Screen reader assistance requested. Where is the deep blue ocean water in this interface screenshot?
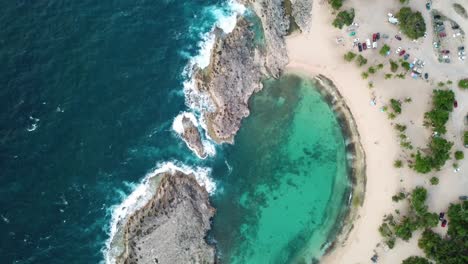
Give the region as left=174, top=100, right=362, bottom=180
left=0, top=1, right=349, bottom=263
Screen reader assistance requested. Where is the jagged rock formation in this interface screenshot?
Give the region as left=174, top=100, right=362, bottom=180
left=116, top=171, right=215, bottom=264
left=290, top=0, right=314, bottom=32
left=193, top=0, right=314, bottom=143
left=181, top=116, right=207, bottom=159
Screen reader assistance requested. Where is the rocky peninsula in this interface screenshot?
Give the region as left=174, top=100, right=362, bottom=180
left=194, top=0, right=312, bottom=143
left=115, top=170, right=215, bottom=264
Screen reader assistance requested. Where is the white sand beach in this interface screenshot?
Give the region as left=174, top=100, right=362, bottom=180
left=286, top=0, right=468, bottom=262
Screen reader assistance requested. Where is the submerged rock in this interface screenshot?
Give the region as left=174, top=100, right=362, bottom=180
left=116, top=171, right=215, bottom=264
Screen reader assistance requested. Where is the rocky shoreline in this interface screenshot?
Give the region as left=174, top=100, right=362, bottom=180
left=115, top=170, right=215, bottom=264
left=310, top=74, right=366, bottom=258
left=192, top=0, right=312, bottom=143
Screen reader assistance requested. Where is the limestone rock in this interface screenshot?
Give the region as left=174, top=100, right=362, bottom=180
left=116, top=171, right=215, bottom=264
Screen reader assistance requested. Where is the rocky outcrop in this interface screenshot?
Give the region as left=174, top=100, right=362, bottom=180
left=116, top=171, right=215, bottom=264
left=290, top=0, right=313, bottom=32
left=181, top=116, right=207, bottom=159
left=196, top=18, right=263, bottom=143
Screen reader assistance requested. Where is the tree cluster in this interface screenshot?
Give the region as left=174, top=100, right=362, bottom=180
left=379, top=187, right=438, bottom=247
left=412, top=90, right=455, bottom=173
left=332, top=9, right=355, bottom=29
left=396, top=7, right=426, bottom=39
left=418, top=201, right=468, bottom=263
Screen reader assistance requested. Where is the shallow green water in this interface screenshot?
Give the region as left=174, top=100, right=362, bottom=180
left=210, top=75, right=350, bottom=263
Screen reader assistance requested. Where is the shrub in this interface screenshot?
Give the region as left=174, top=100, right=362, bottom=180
left=344, top=51, right=357, bottom=62
left=424, top=90, right=455, bottom=134
left=455, top=150, right=464, bottom=160
left=392, top=191, right=406, bottom=202
left=377, top=63, right=384, bottom=69
left=361, top=72, right=369, bottom=79
left=380, top=44, right=390, bottom=56
left=394, top=160, right=403, bottom=168
left=458, top=78, right=468, bottom=89
left=401, top=61, right=410, bottom=71
left=395, top=217, right=417, bottom=241
left=395, top=124, right=407, bottom=132
left=329, top=0, right=343, bottom=10
left=368, top=66, right=376, bottom=74
left=464, top=131, right=468, bottom=146
left=385, top=73, right=393, bottom=79
left=356, top=55, right=367, bottom=66
left=429, top=137, right=453, bottom=170
left=390, top=60, right=399, bottom=72
left=411, top=187, right=428, bottom=214
left=396, top=7, right=426, bottom=39
left=402, top=256, right=431, bottom=264
left=390, top=99, right=402, bottom=114
left=430, top=176, right=439, bottom=185
left=333, top=9, right=355, bottom=29
left=413, top=152, right=432, bottom=174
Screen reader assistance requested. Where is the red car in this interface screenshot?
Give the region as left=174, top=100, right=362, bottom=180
left=454, top=100, right=458, bottom=108
left=399, top=50, right=406, bottom=56
left=363, top=42, right=367, bottom=50
left=441, top=219, right=447, bottom=227
left=372, top=33, right=377, bottom=42
left=440, top=32, right=447, bottom=38
left=441, top=50, right=450, bottom=54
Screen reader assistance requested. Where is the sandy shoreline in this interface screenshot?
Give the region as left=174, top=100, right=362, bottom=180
left=284, top=0, right=468, bottom=262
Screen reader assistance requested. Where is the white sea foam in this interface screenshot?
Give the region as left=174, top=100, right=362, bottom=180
left=104, top=161, right=215, bottom=264
left=172, top=112, right=216, bottom=159
left=183, top=1, right=245, bottom=114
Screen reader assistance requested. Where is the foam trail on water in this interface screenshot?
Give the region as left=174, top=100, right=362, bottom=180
left=103, top=161, right=215, bottom=264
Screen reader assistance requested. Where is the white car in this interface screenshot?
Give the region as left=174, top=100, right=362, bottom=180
left=372, top=42, right=378, bottom=49
left=396, top=47, right=402, bottom=54
left=366, top=39, right=371, bottom=47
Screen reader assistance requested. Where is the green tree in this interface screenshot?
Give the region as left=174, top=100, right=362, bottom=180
left=413, top=152, right=432, bottom=174
left=396, top=7, right=426, bottom=39
left=455, top=150, right=464, bottom=160
left=390, top=99, right=402, bottom=114
left=395, top=217, right=417, bottom=241
left=430, top=177, right=439, bottom=185
left=332, top=9, right=355, bottom=29
left=356, top=55, right=367, bottom=66
left=411, top=187, right=428, bottom=215
left=390, top=60, right=399, bottom=72
left=329, top=0, right=343, bottom=10
left=458, top=78, right=468, bottom=89
left=344, top=51, right=357, bottom=62
left=429, top=137, right=453, bottom=170
left=380, top=44, right=391, bottom=56
left=402, top=256, right=430, bottom=264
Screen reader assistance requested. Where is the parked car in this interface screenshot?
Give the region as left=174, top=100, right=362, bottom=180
left=441, top=219, right=447, bottom=227
left=358, top=43, right=363, bottom=52
left=372, top=42, right=378, bottom=49
left=454, top=100, right=458, bottom=108
left=372, top=33, right=377, bottom=42
left=376, top=33, right=381, bottom=40
left=396, top=47, right=402, bottom=54
left=440, top=32, right=447, bottom=38
left=363, top=42, right=367, bottom=50
left=366, top=39, right=371, bottom=47
left=424, top=73, right=429, bottom=79
left=426, top=2, right=431, bottom=10
left=399, top=50, right=406, bottom=56
left=460, top=195, right=468, bottom=201
left=441, top=50, right=450, bottom=54
left=439, top=212, right=445, bottom=221
left=404, top=54, right=410, bottom=60
left=395, top=35, right=402, bottom=40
